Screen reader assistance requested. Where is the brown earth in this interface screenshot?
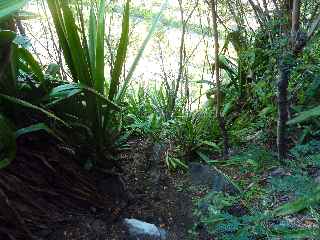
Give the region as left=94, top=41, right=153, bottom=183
left=0, top=134, right=210, bottom=240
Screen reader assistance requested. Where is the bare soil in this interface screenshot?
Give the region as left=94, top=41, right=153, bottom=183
left=0, top=135, right=209, bottom=240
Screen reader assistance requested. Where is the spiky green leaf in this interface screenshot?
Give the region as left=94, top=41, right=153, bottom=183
left=288, top=106, right=320, bottom=125
left=0, top=0, right=27, bottom=19
left=108, top=0, right=130, bottom=101
left=117, top=0, right=168, bottom=102
left=0, top=94, right=68, bottom=126
left=15, top=123, right=63, bottom=142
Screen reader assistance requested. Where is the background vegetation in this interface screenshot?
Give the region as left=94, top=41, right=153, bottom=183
left=1, top=0, right=320, bottom=239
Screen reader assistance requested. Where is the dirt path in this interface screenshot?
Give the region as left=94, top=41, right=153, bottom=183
left=117, top=138, right=198, bottom=239
left=13, top=137, right=207, bottom=240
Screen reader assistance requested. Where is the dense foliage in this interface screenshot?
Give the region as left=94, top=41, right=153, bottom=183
left=1, top=0, right=320, bottom=239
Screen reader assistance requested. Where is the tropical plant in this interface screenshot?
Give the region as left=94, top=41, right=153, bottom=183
left=171, top=109, right=221, bottom=163
left=0, top=0, right=28, bottom=19
left=45, top=0, right=167, bottom=164
left=0, top=0, right=66, bottom=169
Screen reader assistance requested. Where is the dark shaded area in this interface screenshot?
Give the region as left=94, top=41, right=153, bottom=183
left=0, top=134, right=127, bottom=240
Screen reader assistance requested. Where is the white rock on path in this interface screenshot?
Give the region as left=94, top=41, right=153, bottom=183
left=123, top=218, right=167, bottom=240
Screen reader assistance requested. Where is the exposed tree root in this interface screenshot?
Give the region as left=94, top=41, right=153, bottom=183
left=0, top=136, right=123, bottom=239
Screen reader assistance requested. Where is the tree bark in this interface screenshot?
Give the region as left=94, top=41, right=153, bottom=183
left=277, top=0, right=299, bottom=161
left=277, top=57, right=291, bottom=161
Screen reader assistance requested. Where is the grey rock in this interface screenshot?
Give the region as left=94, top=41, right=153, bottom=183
left=198, top=202, right=210, bottom=215
left=149, top=143, right=166, bottom=192
left=97, top=175, right=126, bottom=201
left=189, top=162, right=239, bottom=195
left=315, top=176, right=320, bottom=184
left=91, top=219, right=106, bottom=232
left=313, top=169, right=320, bottom=183
left=123, top=218, right=167, bottom=240
left=150, top=144, right=163, bottom=165
left=270, top=167, right=287, bottom=177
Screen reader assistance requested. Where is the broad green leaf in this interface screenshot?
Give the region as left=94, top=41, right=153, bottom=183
left=45, top=63, right=60, bottom=76
left=197, top=151, right=212, bottom=163
left=271, top=228, right=320, bottom=239
left=200, top=140, right=220, bottom=149
left=18, top=47, right=44, bottom=82
left=288, top=106, right=320, bottom=125
left=48, top=83, right=82, bottom=97
left=14, top=10, right=38, bottom=20
left=0, top=94, right=68, bottom=127
left=15, top=123, right=63, bottom=142
left=0, top=30, right=16, bottom=46
left=47, top=84, right=120, bottom=110
left=0, top=114, right=16, bottom=169
left=46, top=84, right=85, bottom=106
left=223, top=101, right=233, bottom=116
left=274, top=186, right=320, bottom=217
left=0, top=0, right=27, bottom=19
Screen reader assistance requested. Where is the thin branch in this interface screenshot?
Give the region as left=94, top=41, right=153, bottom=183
left=291, top=0, right=300, bottom=40
left=307, top=13, right=320, bottom=41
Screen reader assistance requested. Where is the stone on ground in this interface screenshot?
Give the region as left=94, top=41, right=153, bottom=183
left=123, top=218, right=167, bottom=240
left=189, top=162, right=240, bottom=195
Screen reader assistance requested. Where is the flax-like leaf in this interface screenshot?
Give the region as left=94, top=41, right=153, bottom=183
left=94, top=0, right=106, bottom=94
left=108, top=0, right=130, bottom=101
left=0, top=94, right=68, bottom=126
left=88, top=7, right=97, bottom=74
left=15, top=123, right=63, bottom=142
left=116, top=0, right=168, bottom=102
left=47, top=0, right=77, bottom=80
left=0, top=0, right=27, bottom=19
left=18, top=47, right=44, bottom=83
left=47, top=83, right=120, bottom=110
left=61, top=3, right=91, bottom=86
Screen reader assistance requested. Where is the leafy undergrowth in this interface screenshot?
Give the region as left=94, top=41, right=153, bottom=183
left=191, top=145, right=320, bottom=240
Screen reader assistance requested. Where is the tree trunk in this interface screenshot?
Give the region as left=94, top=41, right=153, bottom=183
left=210, top=0, right=229, bottom=158
left=218, top=114, right=229, bottom=157
left=277, top=0, right=300, bottom=161
left=16, top=19, right=26, bottom=36
left=277, top=57, right=291, bottom=161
